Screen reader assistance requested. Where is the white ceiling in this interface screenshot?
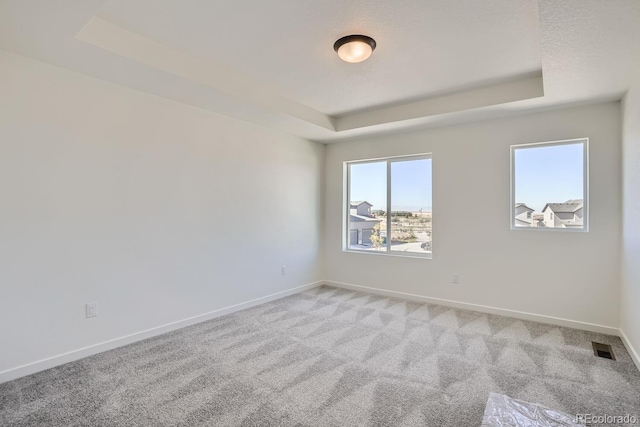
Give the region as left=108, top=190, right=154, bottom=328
left=96, top=0, right=542, bottom=116
left=1, top=1, right=639, bottom=142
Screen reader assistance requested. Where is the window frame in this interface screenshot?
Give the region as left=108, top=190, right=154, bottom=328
left=344, top=153, right=433, bottom=259
left=510, top=138, right=589, bottom=232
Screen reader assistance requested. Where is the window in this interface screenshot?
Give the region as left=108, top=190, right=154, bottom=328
left=345, top=154, right=432, bottom=257
left=511, top=138, right=588, bottom=231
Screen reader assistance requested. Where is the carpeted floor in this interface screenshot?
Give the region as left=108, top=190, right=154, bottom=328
left=1, top=285, right=639, bottom=426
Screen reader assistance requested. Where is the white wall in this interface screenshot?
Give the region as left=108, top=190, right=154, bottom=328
left=325, top=103, right=621, bottom=329
left=0, top=46, right=631, bottom=382
left=621, top=82, right=640, bottom=364
left=0, top=50, right=324, bottom=377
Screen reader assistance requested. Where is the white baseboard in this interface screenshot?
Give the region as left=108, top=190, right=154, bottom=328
left=2, top=279, right=629, bottom=385
left=619, top=329, right=640, bottom=371
left=323, top=280, right=620, bottom=336
left=0, top=281, right=323, bottom=384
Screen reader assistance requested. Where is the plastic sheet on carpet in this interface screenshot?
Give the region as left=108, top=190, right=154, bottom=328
left=481, top=392, right=585, bottom=426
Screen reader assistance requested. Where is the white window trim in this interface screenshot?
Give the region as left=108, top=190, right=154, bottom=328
left=344, top=153, right=433, bottom=259
left=510, top=137, right=589, bottom=232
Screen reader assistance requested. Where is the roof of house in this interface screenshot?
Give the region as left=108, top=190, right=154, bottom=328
left=542, top=200, right=583, bottom=213
left=350, top=201, right=372, bottom=207
left=515, top=203, right=534, bottom=211
left=350, top=214, right=382, bottom=223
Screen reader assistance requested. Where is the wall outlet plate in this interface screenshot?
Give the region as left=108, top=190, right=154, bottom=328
left=86, top=303, right=98, bottom=318
left=452, top=273, right=460, bottom=284
left=281, top=265, right=287, bottom=276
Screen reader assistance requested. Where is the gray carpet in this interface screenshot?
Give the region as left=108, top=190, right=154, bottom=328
left=1, top=285, right=639, bottom=426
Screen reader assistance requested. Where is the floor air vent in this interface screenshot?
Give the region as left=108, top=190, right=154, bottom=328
left=592, top=342, right=615, bottom=360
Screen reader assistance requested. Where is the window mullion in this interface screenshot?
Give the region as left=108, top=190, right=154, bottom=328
left=386, top=161, right=391, bottom=252
left=346, top=163, right=351, bottom=248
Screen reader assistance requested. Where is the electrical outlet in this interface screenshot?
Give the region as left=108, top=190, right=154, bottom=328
left=281, top=265, right=287, bottom=276
left=451, top=273, right=460, bottom=285
left=86, top=303, right=98, bottom=318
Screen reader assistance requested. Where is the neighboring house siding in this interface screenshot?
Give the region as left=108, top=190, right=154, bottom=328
left=349, top=201, right=379, bottom=245
left=350, top=221, right=378, bottom=232
left=515, top=205, right=530, bottom=217
left=361, top=229, right=373, bottom=244
left=514, top=204, right=533, bottom=226
left=515, top=214, right=532, bottom=225
left=555, top=212, right=575, bottom=220
left=349, top=218, right=381, bottom=245
left=555, top=215, right=563, bottom=227
left=542, top=202, right=584, bottom=228
left=543, top=208, right=553, bottom=227
left=554, top=212, right=571, bottom=227
left=541, top=207, right=574, bottom=228
left=356, top=204, right=371, bottom=216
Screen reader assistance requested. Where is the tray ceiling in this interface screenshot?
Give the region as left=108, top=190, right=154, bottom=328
left=1, top=1, right=638, bottom=142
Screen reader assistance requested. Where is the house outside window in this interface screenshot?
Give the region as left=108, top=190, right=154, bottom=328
left=511, top=138, right=588, bottom=231
left=345, top=154, right=432, bottom=257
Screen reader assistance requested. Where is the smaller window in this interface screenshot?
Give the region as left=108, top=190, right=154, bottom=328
left=511, top=138, right=588, bottom=231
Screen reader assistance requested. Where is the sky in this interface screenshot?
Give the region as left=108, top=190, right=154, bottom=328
left=349, top=142, right=584, bottom=214
left=514, top=142, right=584, bottom=212
left=350, top=158, right=432, bottom=212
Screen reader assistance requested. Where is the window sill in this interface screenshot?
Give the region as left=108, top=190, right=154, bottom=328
left=510, top=226, right=589, bottom=233
left=343, top=249, right=432, bottom=260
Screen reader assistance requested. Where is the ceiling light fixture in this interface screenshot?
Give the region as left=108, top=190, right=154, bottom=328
left=334, top=35, right=376, bottom=63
